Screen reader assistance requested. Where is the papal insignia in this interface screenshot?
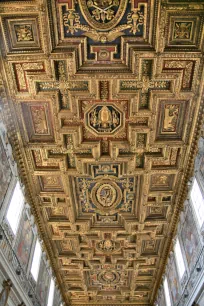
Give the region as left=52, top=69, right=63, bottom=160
left=91, top=180, right=122, bottom=212
left=98, top=270, right=120, bottom=284
left=63, top=0, right=146, bottom=43
left=96, top=239, right=121, bottom=254
left=79, top=0, right=127, bottom=31
left=87, top=104, right=122, bottom=135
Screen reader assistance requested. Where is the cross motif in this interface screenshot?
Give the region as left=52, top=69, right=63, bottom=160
left=120, top=77, right=170, bottom=108
left=134, top=76, right=169, bottom=93
left=120, top=60, right=170, bottom=109
left=36, top=60, right=88, bottom=109
left=36, top=80, right=88, bottom=109
left=37, top=80, right=88, bottom=92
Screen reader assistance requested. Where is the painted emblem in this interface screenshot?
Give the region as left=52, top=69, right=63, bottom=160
left=98, top=270, right=120, bottom=284
left=91, top=180, right=122, bottom=212
left=63, top=1, right=147, bottom=44
left=87, top=104, right=122, bottom=135
left=96, top=183, right=117, bottom=207
left=79, top=0, right=127, bottom=31
left=96, top=239, right=121, bottom=253
left=77, top=176, right=136, bottom=214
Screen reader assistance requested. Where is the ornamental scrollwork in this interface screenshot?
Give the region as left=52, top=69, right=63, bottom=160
left=63, top=11, right=80, bottom=35
left=127, top=9, right=145, bottom=35
left=62, top=1, right=146, bottom=42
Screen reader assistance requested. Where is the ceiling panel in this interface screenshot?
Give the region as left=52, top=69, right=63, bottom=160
left=0, top=0, right=204, bottom=305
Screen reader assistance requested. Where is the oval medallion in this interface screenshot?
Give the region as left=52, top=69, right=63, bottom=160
left=98, top=270, right=120, bottom=284
left=91, top=180, right=122, bottom=213
left=79, top=0, right=128, bottom=31
left=96, top=183, right=116, bottom=207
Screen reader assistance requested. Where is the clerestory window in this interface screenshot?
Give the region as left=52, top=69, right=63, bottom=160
left=30, top=239, right=42, bottom=281
left=47, top=279, right=55, bottom=306
left=164, top=277, right=172, bottom=306
left=174, top=238, right=185, bottom=279
left=6, top=181, right=24, bottom=234
left=190, top=178, right=204, bottom=228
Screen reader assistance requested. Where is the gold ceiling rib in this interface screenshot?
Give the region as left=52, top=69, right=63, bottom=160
left=0, top=0, right=204, bottom=305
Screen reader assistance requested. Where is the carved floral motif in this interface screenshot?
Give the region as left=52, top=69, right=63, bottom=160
left=127, top=8, right=144, bottom=35
left=63, top=11, right=80, bottom=35
left=14, top=24, right=34, bottom=41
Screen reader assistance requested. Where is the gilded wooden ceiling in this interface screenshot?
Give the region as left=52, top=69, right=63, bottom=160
left=0, top=0, right=204, bottom=305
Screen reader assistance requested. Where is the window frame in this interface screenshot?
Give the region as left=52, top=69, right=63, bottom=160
left=5, top=181, right=24, bottom=235
left=190, top=177, right=204, bottom=229
left=47, top=279, right=55, bottom=306
left=30, top=238, right=42, bottom=282
left=174, top=238, right=186, bottom=280
left=164, top=277, right=172, bottom=306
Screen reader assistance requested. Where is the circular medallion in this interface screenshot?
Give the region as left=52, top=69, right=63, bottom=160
left=79, top=0, right=128, bottom=31
left=99, top=49, right=109, bottom=59
left=98, top=270, right=120, bottom=284
left=91, top=180, right=122, bottom=213
left=96, top=239, right=120, bottom=254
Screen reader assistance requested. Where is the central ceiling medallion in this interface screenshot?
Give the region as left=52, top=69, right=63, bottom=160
left=87, top=104, right=122, bottom=136
left=79, top=0, right=127, bottom=31
left=96, top=183, right=117, bottom=207
left=98, top=270, right=120, bottom=284
left=91, top=180, right=122, bottom=212
left=96, top=239, right=120, bottom=254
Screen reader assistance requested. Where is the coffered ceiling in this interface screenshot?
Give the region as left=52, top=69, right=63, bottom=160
left=0, top=0, right=204, bottom=305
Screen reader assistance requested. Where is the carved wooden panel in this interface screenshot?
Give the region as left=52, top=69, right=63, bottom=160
left=0, top=0, right=204, bottom=305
